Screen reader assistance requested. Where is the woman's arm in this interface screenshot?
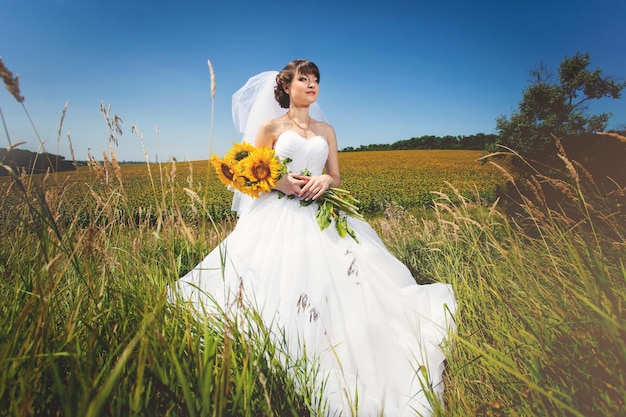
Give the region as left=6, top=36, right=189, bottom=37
left=323, top=125, right=341, bottom=187
left=254, top=119, right=275, bottom=149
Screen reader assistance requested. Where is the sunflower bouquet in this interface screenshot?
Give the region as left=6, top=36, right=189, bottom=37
left=212, top=142, right=364, bottom=242
left=211, top=142, right=288, bottom=198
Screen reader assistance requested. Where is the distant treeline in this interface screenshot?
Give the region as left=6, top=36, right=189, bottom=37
left=0, top=148, right=76, bottom=175
left=340, top=133, right=497, bottom=152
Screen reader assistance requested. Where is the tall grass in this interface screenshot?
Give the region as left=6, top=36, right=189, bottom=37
left=2, top=130, right=624, bottom=415
left=374, top=145, right=625, bottom=416
left=0, top=102, right=329, bottom=415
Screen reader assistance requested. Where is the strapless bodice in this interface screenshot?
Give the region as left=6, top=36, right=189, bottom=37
left=273, top=130, right=328, bottom=176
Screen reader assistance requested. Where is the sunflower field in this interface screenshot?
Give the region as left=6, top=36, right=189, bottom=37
left=0, top=149, right=503, bottom=229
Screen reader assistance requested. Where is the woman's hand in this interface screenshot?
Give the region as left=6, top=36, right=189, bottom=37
left=274, top=172, right=309, bottom=196
left=298, top=174, right=333, bottom=201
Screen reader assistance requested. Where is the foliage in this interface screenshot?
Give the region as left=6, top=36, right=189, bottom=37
left=341, top=133, right=497, bottom=152
left=496, top=52, right=625, bottom=158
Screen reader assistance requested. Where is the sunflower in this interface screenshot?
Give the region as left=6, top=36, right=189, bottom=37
left=241, top=147, right=283, bottom=194
left=231, top=167, right=248, bottom=191
left=210, top=154, right=235, bottom=187
left=225, top=141, right=256, bottom=163
left=241, top=181, right=264, bottom=198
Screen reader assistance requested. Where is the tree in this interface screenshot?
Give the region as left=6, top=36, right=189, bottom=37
left=495, top=53, right=625, bottom=158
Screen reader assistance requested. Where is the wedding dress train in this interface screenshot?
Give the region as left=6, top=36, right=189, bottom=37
left=171, top=130, right=456, bottom=416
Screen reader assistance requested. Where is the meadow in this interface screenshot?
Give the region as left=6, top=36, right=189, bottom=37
left=0, top=143, right=624, bottom=417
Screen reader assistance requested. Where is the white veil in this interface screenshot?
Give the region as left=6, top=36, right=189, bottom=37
left=230, top=70, right=327, bottom=215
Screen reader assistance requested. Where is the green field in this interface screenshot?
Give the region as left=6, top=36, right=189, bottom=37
left=0, top=149, right=624, bottom=416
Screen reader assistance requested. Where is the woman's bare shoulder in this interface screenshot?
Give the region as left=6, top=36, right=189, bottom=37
left=262, top=116, right=292, bottom=134
left=256, top=116, right=290, bottom=146
left=312, top=120, right=336, bottom=139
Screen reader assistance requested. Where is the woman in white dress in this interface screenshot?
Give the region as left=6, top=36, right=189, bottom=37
left=171, top=59, right=456, bottom=416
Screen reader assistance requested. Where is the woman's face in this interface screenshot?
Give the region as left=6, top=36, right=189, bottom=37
left=287, top=72, right=319, bottom=106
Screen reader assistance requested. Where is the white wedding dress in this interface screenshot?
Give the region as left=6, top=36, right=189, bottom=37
left=171, top=130, right=456, bottom=416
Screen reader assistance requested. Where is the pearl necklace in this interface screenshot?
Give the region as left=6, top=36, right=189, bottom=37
left=288, top=111, right=310, bottom=136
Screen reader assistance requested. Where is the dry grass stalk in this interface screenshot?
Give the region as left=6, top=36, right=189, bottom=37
left=526, top=176, right=546, bottom=208
left=109, top=144, right=124, bottom=191
left=443, top=181, right=467, bottom=208
left=0, top=57, right=25, bottom=103
left=489, top=197, right=500, bottom=217
left=377, top=202, right=420, bottom=241
left=597, top=131, right=626, bottom=142
left=433, top=200, right=455, bottom=217
left=517, top=178, right=547, bottom=225
left=207, top=59, right=216, bottom=157
left=77, top=223, right=98, bottom=256
left=438, top=218, right=461, bottom=235
left=87, top=149, right=108, bottom=185
left=67, top=131, right=77, bottom=166
left=430, top=190, right=452, bottom=203
left=100, top=102, right=123, bottom=146
left=186, top=159, right=194, bottom=189
left=207, top=60, right=216, bottom=99
left=487, top=161, right=516, bottom=185
left=133, top=125, right=151, bottom=165
left=455, top=214, right=483, bottom=229
left=432, top=202, right=461, bottom=236
left=183, top=187, right=203, bottom=207
left=538, top=174, right=578, bottom=204
left=101, top=152, right=111, bottom=184
left=43, top=178, right=70, bottom=224
left=571, top=160, right=598, bottom=191
left=557, top=153, right=580, bottom=185
left=56, top=102, right=69, bottom=146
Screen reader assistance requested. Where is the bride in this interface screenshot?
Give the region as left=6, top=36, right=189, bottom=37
left=170, top=59, right=456, bottom=416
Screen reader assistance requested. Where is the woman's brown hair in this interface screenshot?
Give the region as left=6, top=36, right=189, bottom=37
left=274, top=59, right=320, bottom=109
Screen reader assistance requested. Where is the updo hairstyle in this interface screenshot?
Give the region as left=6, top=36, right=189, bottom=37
left=274, top=59, right=320, bottom=109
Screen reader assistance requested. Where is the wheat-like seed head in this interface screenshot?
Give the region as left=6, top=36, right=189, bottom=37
left=552, top=134, right=568, bottom=159
left=109, top=144, right=124, bottom=191
left=487, top=161, right=516, bottom=185
left=67, top=131, right=76, bottom=166
left=526, top=176, right=547, bottom=207
left=169, top=158, right=177, bottom=185
left=571, top=160, right=598, bottom=191
left=207, top=60, right=216, bottom=98
left=540, top=174, right=578, bottom=204
left=186, top=159, right=194, bottom=189
left=557, top=153, right=580, bottom=185
left=0, top=57, right=25, bottom=103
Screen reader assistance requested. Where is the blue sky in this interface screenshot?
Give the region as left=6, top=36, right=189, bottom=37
left=1, top=0, right=624, bottom=162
